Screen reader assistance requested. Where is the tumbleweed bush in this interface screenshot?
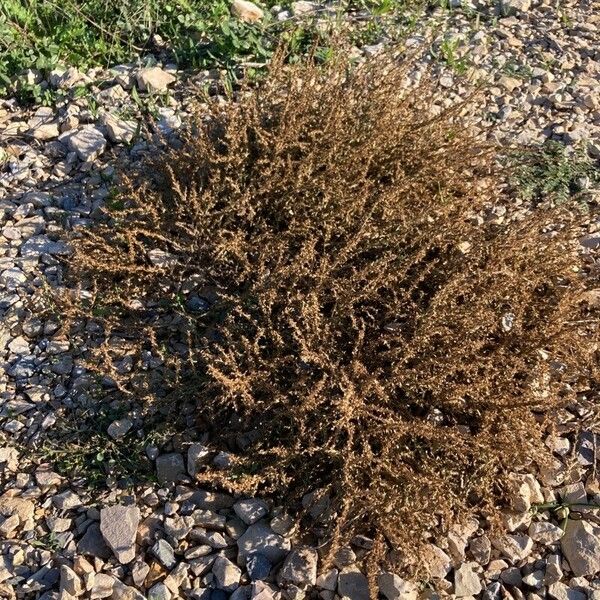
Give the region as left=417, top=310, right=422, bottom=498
left=62, top=50, right=598, bottom=574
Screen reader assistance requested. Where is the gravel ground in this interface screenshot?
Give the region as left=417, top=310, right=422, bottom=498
left=1, top=1, right=599, bottom=599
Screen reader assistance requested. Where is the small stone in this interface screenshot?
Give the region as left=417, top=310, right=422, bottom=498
left=548, top=582, right=586, bottom=600
left=338, top=569, right=369, bottom=600
left=506, top=473, right=543, bottom=512
left=189, top=554, right=216, bottom=577
left=186, top=295, right=211, bottom=313
left=213, top=555, right=242, bottom=592
left=491, top=533, right=533, bottom=562
left=234, top=499, right=269, bottom=525
left=98, top=83, right=129, bottom=103
left=333, top=547, right=356, bottom=568
left=1, top=268, right=27, bottom=290
left=99, top=504, right=140, bottom=564
left=559, top=482, right=587, bottom=505
left=270, top=513, right=295, bottom=536
left=103, top=114, right=137, bottom=144
left=231, top=0, right=264, bottom=23
left=35, top=466, right=62, bottom=487
left=148, top=582, right=172, bottom=600
left=316, top=569, right=338, bottom=591
left=498, top=76, right=521, bottom=92
left=469, top=535, right=491, bottom=565
left=529, top=521, right=563, bottom=545
left=77, top=523, right=112, bottom=559
left=421, top=544, right=452, bottom=578
left=163, top=562, right=190, bottom=594
left=483, top=581, right=502, bottom=600
left=0, top=513, right=19, bottom=536
left=278, top=547, right=318, bottom=588
left=59, top=565, right=82, bottom=596
left=152, top=539, right=177, bottom=569
left=500, top=566, right=522, bottom=587
left=231, top=586, right=252, bottom=600
left=188, top=443, right=211, bottom=477
left=301, top=491, right=329, bottom=519
left=107, top=418, right=132, bottom=440
left=52, top=490, right=82, bottom=510
left=7, top=337, right=29, bottom=355
left=378, top=572, right=417, bottom=600
left=157, top=107, right=181, bottom=134
left=237, top=522, right=291, bottom=564
left=545, top=554, right=563, bottom=584
left=21, top=235, right=69, bottom=257
left=351, top=535, right=374, bottom=550
left=291, top=1, right=319, bottom=15
left=156, top=453, right=187, bottom=484
left=447, top=519, right=479, bottom=562
left=193, top=509, right=227, bottom=530
left=251, top=581, right=281, bottom=600
left=247, top=553, right=272, bottom=581
left=28, top=107, right=59, bottom=140
left=499, top=0, right=531, bottom=16
left=90, top=573, right=115, bottom=599
left=561, top=519, right=600, bottom=576
left=73, top=556, right=94, bottom=575
left=136, top=67, right=176, bottom=92
left=67, top=126, right=107, bottom=162
left=191, top=528, right=228, bottom=548
left=53, top=66, right=86, bottom=88
left=454, top=563, right=482, bottom=597
left=522, top=570, right=544, bottom=589
left=131, top=560, right=150, bottom=587
left=213, top=451, right=233, bottom=470
left=577, top=432, right=597, bottom=466
left=113, top=580, right=146, bottom=600
left=163, top=515, right=190, bottom=540
left=501, top=509, right=532, bottom=532
left=47, top=517, right=71, bottom=533
left=226, top=517, right=247, bottom=539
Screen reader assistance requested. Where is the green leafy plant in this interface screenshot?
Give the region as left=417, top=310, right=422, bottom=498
left=0, top=1, right=429, bottom=98
left=531, top=501, right=600, bottom=531
left=431, top=35, right=470, bottom=75
left=512, top=140, right=599, bottom=205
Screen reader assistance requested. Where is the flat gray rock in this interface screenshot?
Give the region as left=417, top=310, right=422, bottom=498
left=213, top=555, right=242, bottom=592
left=99, top=504, right=140, bottom=564
left=187, top=443, right=210, bottom=477
left=21, top=235, right=70, bottom=258
left=338, top=569, right=369, bottom=600
left=454, top=563, right=482, bottom=597
left=561, top=519, right=600, bottom=576
left=152, top=538, right=177, bottom=569
left=136, top=67, right=176, bottom=92
left=277, top=546, right=318, bottom=588
left=156, top=453, right=186, bottom=484
left=77, top=523, right=112, bottom=559
left=237, top=522, right=291, bottom=565
left=67, top=126, right=107, bottom=162
left=377, top=572, right=417, bottom=600
left=233, top=498, right=269, bottom=525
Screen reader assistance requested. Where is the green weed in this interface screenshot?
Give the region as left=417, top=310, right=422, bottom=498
left=511, top=141, right=599, bottom=205
left=0, top=1, right=428, bottom=97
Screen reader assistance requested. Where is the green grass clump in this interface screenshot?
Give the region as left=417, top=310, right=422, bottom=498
left=0, top=0, right=423, bottom=96
left=512, top=141, right=600, bottom=205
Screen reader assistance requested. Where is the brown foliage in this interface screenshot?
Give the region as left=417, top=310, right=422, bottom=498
left=63, top=52, right=598, bottom=574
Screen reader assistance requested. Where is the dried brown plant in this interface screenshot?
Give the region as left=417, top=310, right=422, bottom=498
left=61, top=50, right=598, bottom=577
